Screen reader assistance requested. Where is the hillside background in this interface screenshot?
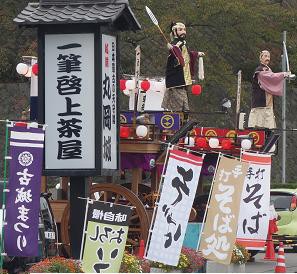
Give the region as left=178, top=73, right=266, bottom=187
left=1, top=0, right=297, bottom=183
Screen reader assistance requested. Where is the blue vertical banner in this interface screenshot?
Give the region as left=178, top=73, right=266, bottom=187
left=4, top=124, right=45, bottom=256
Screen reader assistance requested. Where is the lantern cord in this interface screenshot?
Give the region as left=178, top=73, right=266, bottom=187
left=160, top=141, right=245, bottom=159
left=0, top=119, right=47, bottom=127
left=77, top=197, right=135, bottom=209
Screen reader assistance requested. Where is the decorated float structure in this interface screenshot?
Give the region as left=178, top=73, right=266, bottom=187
left=8, top=1, right=288, bottom=271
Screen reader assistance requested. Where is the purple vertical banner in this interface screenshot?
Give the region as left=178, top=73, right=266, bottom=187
left=4, top=125, right=45, bottom=256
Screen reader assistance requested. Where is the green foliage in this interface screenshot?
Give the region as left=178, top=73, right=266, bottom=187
left=28, top=257, right=83, bottom=273
left=150, top=252, right=190, bottom=272
left=0, top=0, right=37, bottom=83
left=271, top=183, right=297, bottom=189
left=119, top=252, right=142, bottom=273
left=231, top=243, right=250, bottom=264
left=2, top=0, right=297, bottom=181
left=118, top=0, right=297, bottom=119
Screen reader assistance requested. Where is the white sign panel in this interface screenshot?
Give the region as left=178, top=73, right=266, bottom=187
left=44, top=33, right=95, bottom=170
left=101, top=34, right=118, bottom=170
left=128, top=79, right=166, bottom=111
left=236, top=151, right=271, bottom=250
left=146, top=149, right=203, bottom=266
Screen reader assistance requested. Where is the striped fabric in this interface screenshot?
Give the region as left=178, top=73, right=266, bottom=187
left=10, top=127, right=45, bottom=148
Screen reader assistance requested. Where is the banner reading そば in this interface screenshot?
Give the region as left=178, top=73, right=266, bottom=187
left=237, top=151, right=271, bottom=250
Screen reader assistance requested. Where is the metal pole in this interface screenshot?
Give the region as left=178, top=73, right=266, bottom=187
left=282, top=31, right=287, bottom=184
left=235, top=70, right=242, bottom=129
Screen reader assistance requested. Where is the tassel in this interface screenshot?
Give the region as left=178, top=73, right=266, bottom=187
left=198, top=57, right=204, bottom=80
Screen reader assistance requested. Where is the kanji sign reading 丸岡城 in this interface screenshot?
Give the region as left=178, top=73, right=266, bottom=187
left=101, top=34, right=118, bottom=170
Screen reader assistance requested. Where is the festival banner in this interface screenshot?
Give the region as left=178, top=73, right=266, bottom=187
left=146, top=149, right=204, bottom=266
left=120, top=111, right=180, bottom=130
left=4, top=125, right=45, bottom=256
left=82, top=200, right=132, bottom=273
left=236, top=151, right=271, bottom=250
left=199, top=156, right=248, bottom=265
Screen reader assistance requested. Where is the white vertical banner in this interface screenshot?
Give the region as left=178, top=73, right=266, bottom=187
left=145, top=149, right=204, bottom=266
left=237, top=151, right=271, bottom=250
left=101, top=34, right=118, bottom=169
left=44, top=33, right=95, bottom=170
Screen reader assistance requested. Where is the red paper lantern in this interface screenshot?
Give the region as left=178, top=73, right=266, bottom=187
left=120, top=126, right=130, bottom=138
left=195, top=137, right=207, bottom=148
left=192, top=84, right=202, bottom=95
left=140, top=80, right=150, bottom=92
left=32, top=63, right=38, bottom=76
left=15, top=122, right=27, bottom=127
left=120, top=79, right=127, bottom=91
left=221, top=139, right=232, bottom=150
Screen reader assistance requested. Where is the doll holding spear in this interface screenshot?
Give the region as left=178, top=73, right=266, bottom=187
left=146, top=6, right=205, bottom=112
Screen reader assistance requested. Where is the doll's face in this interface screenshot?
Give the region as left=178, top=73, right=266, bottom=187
left=260, top=51, right=270, bottom=66
left=176, top=26, right=186, bottom=39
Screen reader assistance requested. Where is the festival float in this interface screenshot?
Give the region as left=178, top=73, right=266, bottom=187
left=6, top=1, right=294, bottom=272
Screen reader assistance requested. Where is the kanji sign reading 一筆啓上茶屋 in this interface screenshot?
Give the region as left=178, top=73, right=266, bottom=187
left=82, top=200, right=132, bottom=273
left=44, top=33, right=95, bottom=172
left=236, top=151, right=271, bottom=250
left=101, top=34, right=118, bottom=170
left=4, top=125, right=45, bottom=256
left=146, top=149, right=204, bottom=266
left=199, top=156, right=248, bottom=265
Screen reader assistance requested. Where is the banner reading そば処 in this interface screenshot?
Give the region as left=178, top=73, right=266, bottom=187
left=199, top=156, right=248, bottom=264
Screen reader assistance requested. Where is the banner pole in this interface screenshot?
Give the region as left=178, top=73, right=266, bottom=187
left=144, top=144, right=172, bottom=257
left=79, top=198, right=91, bottom=261
left=196, top=153, right=222, bottom=252
left=0, top=121, right=10, bottom=269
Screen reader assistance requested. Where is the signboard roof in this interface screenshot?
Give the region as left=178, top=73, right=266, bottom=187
left=14, top=0, right=141, bottom=31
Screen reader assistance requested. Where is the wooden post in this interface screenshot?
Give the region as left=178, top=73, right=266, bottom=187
left=61, top=176, right=69, bottom=200
left=70, top=176, right=87, bottom=259
left=131, top=168, right=142, bottom=195
left=40, top=176, right=47, bottom=193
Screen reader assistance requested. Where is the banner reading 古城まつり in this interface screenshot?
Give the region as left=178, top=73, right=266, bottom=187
left=199, top=156, right=248, bottom=265
left=236, top=151, right=271, bottom=250
left=4, top=125, right=45, bottom=256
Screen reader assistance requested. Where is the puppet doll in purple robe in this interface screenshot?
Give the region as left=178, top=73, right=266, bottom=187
left=248, top=50, right=292, bottom=129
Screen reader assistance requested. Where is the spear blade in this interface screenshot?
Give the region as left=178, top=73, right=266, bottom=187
left=145, top=6, right=158, bottom=26
left=283, top=41, right=290, bottom=72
